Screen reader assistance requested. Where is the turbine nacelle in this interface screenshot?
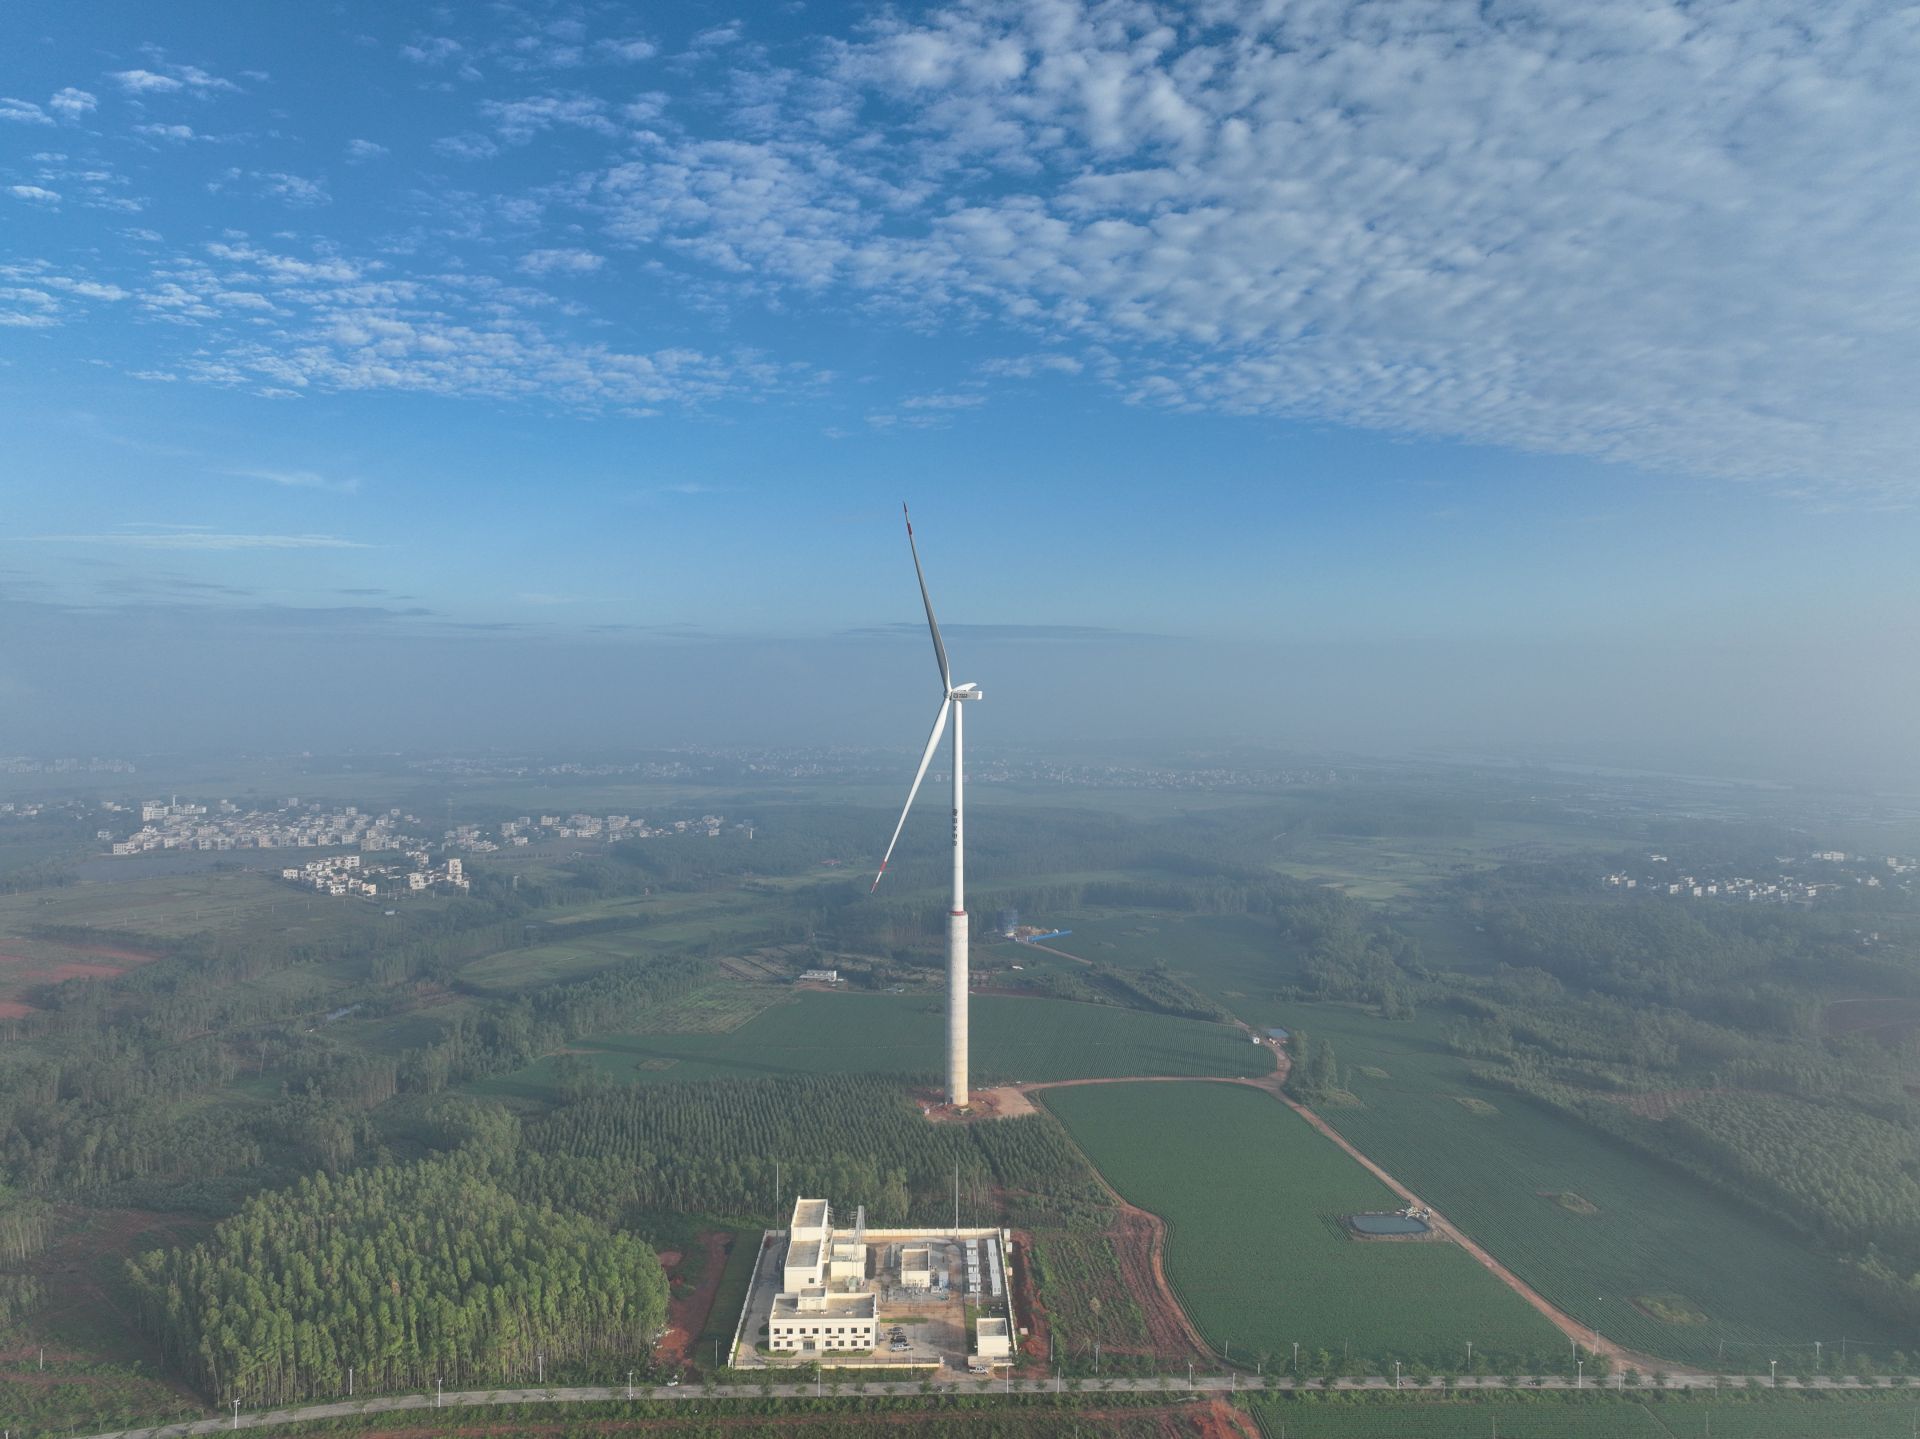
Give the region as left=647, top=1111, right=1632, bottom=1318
left=949, top=683, right=983, bottom=701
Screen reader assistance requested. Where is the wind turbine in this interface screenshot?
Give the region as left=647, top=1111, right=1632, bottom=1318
left=872, top=504, right=981, bottom=1107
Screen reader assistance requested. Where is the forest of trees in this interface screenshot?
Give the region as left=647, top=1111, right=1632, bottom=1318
left=127, top=1141, right=668, bottom=1406
left=1436, top=865, right=1920, bottom=1329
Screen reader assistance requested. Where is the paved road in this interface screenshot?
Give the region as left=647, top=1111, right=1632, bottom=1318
left=68, top=1372, right=1914, bottom=1439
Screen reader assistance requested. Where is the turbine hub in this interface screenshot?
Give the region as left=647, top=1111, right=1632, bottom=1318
left=950, top=683, right=983, bottom=701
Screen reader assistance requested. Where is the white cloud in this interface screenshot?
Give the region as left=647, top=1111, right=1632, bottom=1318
left=691, top=23, right=743, bottom=49
left=433, top=132, right=499, bottom=161
left=33, top=527, right=368, bottom=550
left=483, top=94, right=617, bottom=141
left=401, top=36, right=464, bottom=66
left=111, top=60, right=239, bottom=96
left=8, top=185, right=60, bottom=204
left=981, top=353, right=1083, bottom=378
left=227, top=466, right=362, bottom=494
left=111, top=69, right=181, bottom=94
left=518, top=247, right=604, bottom=276
left=578, top=0, right=1920, bottom=494
left=135, top=122, right=197, bottom=141
left=257, top=172, right=329, bottom=207
left=345, top=139, right=389, bottom=161
left=45, top=238, right=797, bottom=411
left=49, top=87, right=97, bottom=120
left=900, top=391, right=985, bottom=410
left=0, top=97, right=51, bottom=124
left=597, top=38, right=658, bottom=63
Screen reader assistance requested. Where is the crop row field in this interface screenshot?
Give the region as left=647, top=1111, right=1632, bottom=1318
left=471, top=992, right=1273, bottom=1099
left=1042, top=1081, right=1565, bottom=1368
left=1028, top=1229, right=1154, bottom=1356
left=1250, top=1397, right=1920, bottom=1439
left=457, top=892, right=802, bottom=993
left=1285, top=1004, right=1909, bottom=1369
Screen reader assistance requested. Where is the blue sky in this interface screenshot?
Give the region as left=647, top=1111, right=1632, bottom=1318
left=4, top=1, right=1919, bottom=773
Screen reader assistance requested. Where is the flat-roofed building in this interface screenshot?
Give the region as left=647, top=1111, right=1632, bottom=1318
left=973, top=1316, right=1012, bottom=1360
left=784, top=1238, right=825, bottom=1292
left=790, top=1197, right=830, bottom=1243
left=901, top=1244, right=932, bottom=1289
left=768, top=1290, right=879, bottom=1353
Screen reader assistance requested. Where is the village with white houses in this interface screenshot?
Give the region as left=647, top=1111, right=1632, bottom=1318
left=1604, top=849, right=1918, bottom=906
left=109, top=797, right=420, bottom=856
left=444, top=812, right=738, bottom=852
left=99, top=797, right=747, bottom=901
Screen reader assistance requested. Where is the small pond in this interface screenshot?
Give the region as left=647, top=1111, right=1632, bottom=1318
left=1347, top=1212, right=1431, bottom=1236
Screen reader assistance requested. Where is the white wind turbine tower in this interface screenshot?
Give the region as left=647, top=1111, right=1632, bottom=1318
left=871, top=505, right=981, bottom=1108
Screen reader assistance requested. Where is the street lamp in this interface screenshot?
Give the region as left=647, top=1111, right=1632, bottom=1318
left=1577, top=1359, right=1583, bottom=1390
left=1394, top=1360, right=1401, bottom=1390
left=231, top=1398, right=240, bottom=1431
left=627, top=1369, right=633, bottom=1400
left=1770, top=1359, right=1778, bottom=1388
left=537, top=1352, right=545, bottom=1385
left=435, top=1378, right=442, bottom=1409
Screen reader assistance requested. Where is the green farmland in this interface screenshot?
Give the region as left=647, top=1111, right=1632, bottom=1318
left=1279, top=1004, right=1910, bottom=1369
left=472, top=991, right=1273, bottom=1099
left=1042, top=1080, right=1565, bottom=1368
left=1039, top=913, right=1287, bottom=974
left=1250, top=1396, right=1920, bottom=1439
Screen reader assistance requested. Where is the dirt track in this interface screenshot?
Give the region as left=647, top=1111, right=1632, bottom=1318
left=657, top=1230, right=733, bottom=1369
left=1018, top=1040, right=1683, bottom=1375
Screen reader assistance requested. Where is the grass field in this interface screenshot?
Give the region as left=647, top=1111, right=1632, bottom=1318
left=1042, top=1081, right=1565, bottom=1368
left=1278, top=1005, right=1910, bottom=1369
left=1250, top=1396, right=1920, bottom=1438
left=0, top=868, right=420, bottom=946
left=470, top=993, right=1272, bottom=1099
left=457, top=891, right=810, bottom=993
left=1039, top=913, right=1283, bottom=973
left=1040, top=913, right=1305, bottom=1014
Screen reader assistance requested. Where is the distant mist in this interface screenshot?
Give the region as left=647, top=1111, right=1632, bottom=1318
left=2, top=593, right=1915, bottom=791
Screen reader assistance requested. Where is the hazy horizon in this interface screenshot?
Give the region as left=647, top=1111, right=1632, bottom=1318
left=5, top=0, right=1918, bottom=790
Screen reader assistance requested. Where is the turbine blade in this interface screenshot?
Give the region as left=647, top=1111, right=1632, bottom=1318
left=871, top=699, right=950, bottom=892
left=904, top=504, right=952, bottom=692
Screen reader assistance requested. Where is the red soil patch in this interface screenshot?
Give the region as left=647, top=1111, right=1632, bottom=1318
left=1826, top=996, right=1920, bottom=1043
left=1192, top=1397, right=1260, bottom=1439
left=1107, top=1205, right=1206, bottom=1361
left=0, top=938, right=162, bottom=1002
left=73, top=943, right=159, bottom=965
left=1006, top=1230, right=1052, bottom=1370
left=0, top=999, right=37, bottom=1019
left=39, top=960, right=125, bottom=982
left=656, top=1230, right=734, bottom=1370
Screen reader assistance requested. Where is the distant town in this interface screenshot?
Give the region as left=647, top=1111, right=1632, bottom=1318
left=1604, top=850, right=1918, bottom=906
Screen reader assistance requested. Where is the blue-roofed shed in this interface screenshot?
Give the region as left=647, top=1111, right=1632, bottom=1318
left=1266, top=1026, right=1290, bottom=1041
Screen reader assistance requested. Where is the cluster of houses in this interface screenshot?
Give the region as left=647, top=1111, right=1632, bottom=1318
left=444, top=812, right=739, bottom=851
left=108, top=799, right=422, bottom=857
left=279, top=853, right=469, bottom=899
left=1602, top=850, right=1917, bottom=906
